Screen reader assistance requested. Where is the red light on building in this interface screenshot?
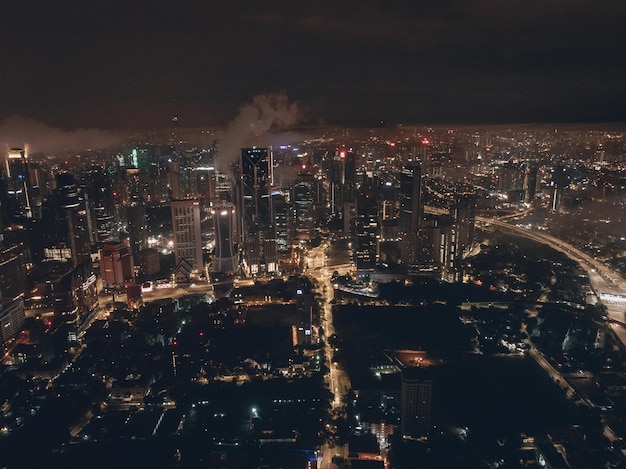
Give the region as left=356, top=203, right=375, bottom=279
left=339, top=150, right=346, bottom=158
left=421, top=139, right=430, bottom=146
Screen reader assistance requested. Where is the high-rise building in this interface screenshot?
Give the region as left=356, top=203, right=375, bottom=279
left=0, top=294, right=25, bottom=345
left=401, top=367, right=433, bottom=439
left=0, top=242, right=28, bottom=300
left=437, top=217, right=459, bottom=283
left=171, top=199, right=203, bottom=274
left=292, top=173, right=315, bottom=243
left=38, top=172, right=96, bottom=265
left=197, top=153, right=217, bottom=206
left=380, top=178, right=397, bottom=223
left=125, top=203, right=148, bottom=257
left=51, top=259, right=98, bottom=325
left=238, top=148, right=276, bottom=274
left=416, top=214, right=460, bottom=282
left=328, top=149, right=357, bottom=233
left=523, top=165, right=538, bottom=203
left=497, top=162, right=524, bottom=193
left=294, top=277, right=313, bottom=346
left=273, top=193, right=289, bottom=253
left=240, top=147, right=272, bottom=230
left=5, top=148, right=34, bottom=218
left=138, top=248, right=161, bottom=276
left=94, top=206, right=117, bottom=243
left=212, top=201, right=237, bottom=274
left=551, top=165, right=569, bottom=213
left=81, top=167, right=116, bottom=243
left=354, top=185, right=378, bottom=279
left=215, top=170, right=232, bottom=202
left=100, top=242, right=135, bottom=289
left=168, top=160, right=182, bottom=200
left=67, top=207, right=93, bottom=268
left=399, top=164, right=423, bottom=266
left=450, top=194, right=476, bottom=260
left=343, top=150, right=357, bottom=199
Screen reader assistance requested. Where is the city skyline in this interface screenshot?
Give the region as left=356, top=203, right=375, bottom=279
left=2, top=2, right=626, bottom=466
left=1, top=1, right=626, bottom=135
left=1, top=124, right=626, bottom=467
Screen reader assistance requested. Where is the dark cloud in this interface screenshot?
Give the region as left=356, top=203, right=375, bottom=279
left=0, top=1, right=625, bottom=131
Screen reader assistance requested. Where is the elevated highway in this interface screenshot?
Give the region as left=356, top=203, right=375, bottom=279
left=449, top=208, right=626, bottom=344
left=425, top=204, right=626, bottom=304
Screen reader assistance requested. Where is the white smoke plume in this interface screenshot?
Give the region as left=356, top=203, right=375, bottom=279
left=215, top=92, right=303, bottom=170
left=0, top=115, right=126, bottom=156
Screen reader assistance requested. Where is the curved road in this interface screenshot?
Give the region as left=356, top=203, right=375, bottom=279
left=476, top=215, right=626, bottom=344
left=426, top=205, right=626, bottom=341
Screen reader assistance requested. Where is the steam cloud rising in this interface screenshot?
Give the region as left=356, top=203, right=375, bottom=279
left=215, top=93, right=302, bottom=170
left=0, top=115, right=126, bottom=156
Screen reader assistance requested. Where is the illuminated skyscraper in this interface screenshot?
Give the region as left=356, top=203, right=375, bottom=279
left=81, top=167, right=116, bottom=243
left=293, top=172, right=315, bottom=243
left=212, top=201, right=237, bottom=274
left=354, top=184, right=378, bottom=279
left=37, top=172, right=95, bottom=265
left=523, top=165, right=538, bottom=203
left=0, top=294, right=25, bottom=345
left=273, top=193, right=289, bottom=253
left=238, top=148, right=276, bottom=274
left=450, top=193, right=476, bottom=260
left=328, top=149, right=357, bottom=234
left=417, top=214, right=459, bottom=282
left=5, top=148, right=33, bottom=218
left=68, top=206, right=93, bottom=268
left=240, top=148, right=272, bottom=230
left=436, top=217, right=459, bottom=283
left=197, top=153, right=217, bottom=206
left=0, top=242, right=28, bottom=300
left=399, top=164, right=423, bottom=266
left=171, top=199, right=203, bottom=274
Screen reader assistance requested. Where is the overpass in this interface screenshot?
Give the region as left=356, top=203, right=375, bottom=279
left=475, top=212, right=626, bottom=343
left=476, top=216, right=626, bottom=298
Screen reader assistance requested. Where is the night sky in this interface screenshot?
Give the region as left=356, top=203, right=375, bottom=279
left=2, top=1, right=626, bottom=131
